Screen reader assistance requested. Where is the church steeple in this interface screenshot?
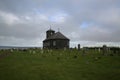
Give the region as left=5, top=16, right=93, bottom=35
left=46, top=28, right=55, bottom=39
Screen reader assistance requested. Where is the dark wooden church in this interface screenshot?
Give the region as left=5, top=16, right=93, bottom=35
left=43, top=29, right=70, bottom=49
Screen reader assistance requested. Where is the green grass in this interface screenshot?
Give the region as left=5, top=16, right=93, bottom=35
left=0, top=49, right=120, bottom=80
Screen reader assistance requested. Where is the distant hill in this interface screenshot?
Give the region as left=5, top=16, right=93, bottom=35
left=0, top=46, right=41, bottom=49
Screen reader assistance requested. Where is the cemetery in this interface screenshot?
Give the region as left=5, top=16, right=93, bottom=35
left=0, top=0, right=120, bottom=80
left=0, top=47, right=120, bottom=80
left=0, top=29, right=120, bottom=80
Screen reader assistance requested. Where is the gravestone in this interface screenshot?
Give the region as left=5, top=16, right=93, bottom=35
left=103, top=45, right=107, bottom=55
left=98, top=48, right=101, bottom=53
left=78, top=44, right=80, bottom=50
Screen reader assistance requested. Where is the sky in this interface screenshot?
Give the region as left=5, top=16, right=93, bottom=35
left=0, top=0, right=120, bottom=48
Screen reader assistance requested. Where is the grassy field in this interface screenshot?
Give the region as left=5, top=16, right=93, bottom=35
left=0, top=49, right=120, bottom=80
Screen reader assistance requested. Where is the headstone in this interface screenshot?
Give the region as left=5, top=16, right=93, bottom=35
left=33, top=51, right=36, bottom=54
left=10, top=49, right=13, bottom=52
left=98, top=48, right=101, bottom=52
left=78, top=44, right=80, bottom=50
left=64, top=47, right=66, bottom=51
left=103, top=45, right=107, bottom=55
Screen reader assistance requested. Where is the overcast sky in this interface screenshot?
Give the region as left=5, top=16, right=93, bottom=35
left=0, top=0, right=120, bottom=47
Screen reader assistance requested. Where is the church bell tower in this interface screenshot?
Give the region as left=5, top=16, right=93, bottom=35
left=46, top=29, right=55, bottom=38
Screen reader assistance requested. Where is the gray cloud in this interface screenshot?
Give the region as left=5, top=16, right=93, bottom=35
left=0, top=0, right=120, bottom=47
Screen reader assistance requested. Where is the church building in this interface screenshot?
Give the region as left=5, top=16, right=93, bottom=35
left=43, top=29, right=70, bottom=49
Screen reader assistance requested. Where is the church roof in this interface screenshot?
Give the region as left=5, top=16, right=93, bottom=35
left=43, top=32, right=69, bottom=41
